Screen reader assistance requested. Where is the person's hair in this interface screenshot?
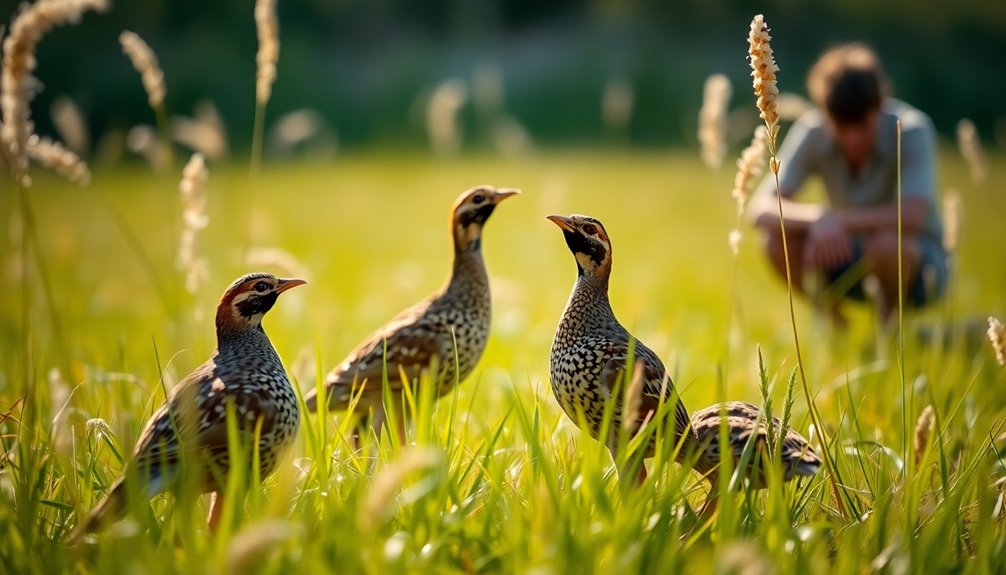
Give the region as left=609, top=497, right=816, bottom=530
left=807, top=43, right=890, bottom=124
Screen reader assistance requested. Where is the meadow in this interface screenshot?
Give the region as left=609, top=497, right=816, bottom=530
left=1, top=146, right=1005, bottom=573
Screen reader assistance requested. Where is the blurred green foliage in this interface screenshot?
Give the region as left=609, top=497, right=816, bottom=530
left=15, top=0, right=1006, bottom=151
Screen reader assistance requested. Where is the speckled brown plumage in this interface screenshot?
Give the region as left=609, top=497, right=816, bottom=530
left=304, top=186, right=518, bottom=443
left=547, top=214, right=695, bottom=479
left=73, top=273, right=305, bottom=539
left=689, top=401, right=820, bottom=489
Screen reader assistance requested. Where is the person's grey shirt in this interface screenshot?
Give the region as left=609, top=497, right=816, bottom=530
left=754, top=99, right=943, bottom=246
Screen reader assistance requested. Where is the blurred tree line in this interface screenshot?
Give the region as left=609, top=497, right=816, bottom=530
left=17, top=0, right=1006, bottom=154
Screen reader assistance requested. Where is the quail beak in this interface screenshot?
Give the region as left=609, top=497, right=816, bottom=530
left=546, top=214, right=576, bottom=233
left=274, top=278, right=308, bottom=293
left=492, top=188, right=521, bottom=204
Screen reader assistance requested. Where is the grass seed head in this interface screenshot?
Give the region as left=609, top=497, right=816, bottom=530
left=988, top=316, right=1006, bottom=367
left=956, top=118, right=987, bottom=184
left=362, top=448, right=442, bottom=530
left=255, top=0, right=280, bottom=105
left=698, top=73, right=732, bottom=168
left=119, top=31, right=166, bottom=110
left=1, top=0, right=108, bottom=185
left=227, top=520, right=296, bottom=574
left=602, top=76, right=634, bottom=134
left=942, top=189, right=961, bottom=254
left=26, top=135, right=90, bottom=185
left=913, top=405, right=935, bottom=464
left=178, top=153, right=209, bottom=295
left=622, top=362, right=645, bottom=431
left=426, top=79, right=467, bottom=156
left=50, top=95, right=89, bottom=154
left=747, top=14, right=780, bottom=143
left=732, top=125, right=769, bottom=216
left=245, top=247, right=308, bottom=279
left=728, top=228, right=743, bottom=256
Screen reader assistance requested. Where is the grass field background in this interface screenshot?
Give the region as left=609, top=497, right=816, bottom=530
left=1, top=149, right=1005, bottom=572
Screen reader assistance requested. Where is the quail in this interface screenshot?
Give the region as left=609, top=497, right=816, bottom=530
left=304, top=186, right=519, bottom=445
left=690, top=401, right=820, bottom=487
left=689, top=401, right=820, bottom=514
left=547, top=214, right=695, bottom=484
left=73, top=273, right=305, bottom=539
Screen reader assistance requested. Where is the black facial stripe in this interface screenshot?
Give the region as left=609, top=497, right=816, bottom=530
left=458, top=203, right=497, bottom=228
left=235, top=291, right=279, bottom=318
left=562, top=230, right=607, bottom=270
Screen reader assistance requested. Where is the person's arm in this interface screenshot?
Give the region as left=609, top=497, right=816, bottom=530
left=753, top=195, right=823, bottom=232
left=831, top=197, right=929, bottom=235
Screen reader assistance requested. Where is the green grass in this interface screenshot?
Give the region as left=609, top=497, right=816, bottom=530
left=1, top=150, right=1005, bottom=573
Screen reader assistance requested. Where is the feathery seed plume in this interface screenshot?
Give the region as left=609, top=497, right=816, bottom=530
left=1, top=0, right=108, bottom=185
left=255, top=0, right=279, bottom=105
left=119, top=31, right=166, bottom=110
left=698, top=73, right=732, bottom=168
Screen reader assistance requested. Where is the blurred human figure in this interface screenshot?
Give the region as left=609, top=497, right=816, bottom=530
left=750, top=43, right=946, bottom=325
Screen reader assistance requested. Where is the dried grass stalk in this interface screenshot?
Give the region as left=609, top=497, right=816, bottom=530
left=26, top=135, right=90, bottom=185
left=698, top=74, right=732, bottom=168
left=988, top=316, right=1006, bottom=367
left=1, top=0, right=109, bottom=185
left=119, top=31, right=166, bottom=110
left=255, top=0, right=279, bottom=105
left=913, top=405, right=934, bottom=464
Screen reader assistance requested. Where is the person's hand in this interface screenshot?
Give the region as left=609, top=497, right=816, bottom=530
left=804, top=211, right=852, bottom=271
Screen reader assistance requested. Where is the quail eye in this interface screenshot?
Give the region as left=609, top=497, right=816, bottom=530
left=472, top=193, right=486, bottom=205
left=254, top=281, right=271, bottom=293
left=582, top=223, right=597, bottom=235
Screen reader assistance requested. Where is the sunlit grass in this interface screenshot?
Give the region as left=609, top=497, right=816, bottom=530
left=1, top=150, right=1005, bottom=572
